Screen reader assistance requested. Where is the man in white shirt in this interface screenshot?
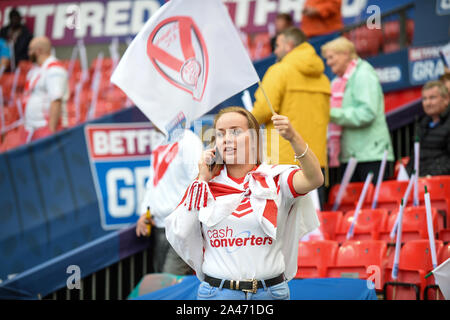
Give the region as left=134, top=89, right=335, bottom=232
left=24, top=36, right=69, bottom=142
left=136, top=129, right=203, bottom=275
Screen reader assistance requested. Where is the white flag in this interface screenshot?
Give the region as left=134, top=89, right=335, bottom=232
left=433, top=258, right=450, bottom=300
left=111, top=0, right=259, bottom=137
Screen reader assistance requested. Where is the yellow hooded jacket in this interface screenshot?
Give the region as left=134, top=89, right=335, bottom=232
left=252, top=42, right=331, bottom=167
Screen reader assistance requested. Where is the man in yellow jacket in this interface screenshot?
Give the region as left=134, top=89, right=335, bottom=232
left=252, top=27, right=331, bottom=170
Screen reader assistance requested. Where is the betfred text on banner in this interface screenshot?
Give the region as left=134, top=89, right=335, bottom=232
left=111, top=0, right=259, bottom=136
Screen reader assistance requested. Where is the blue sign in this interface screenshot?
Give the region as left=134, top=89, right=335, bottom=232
left=408, top=45, right=447, bottom=86
left=436, top=0, right=450, bottom=15
left=85, top=123, right=153, bottom=230
left=93, top=160, right=150, bottom=229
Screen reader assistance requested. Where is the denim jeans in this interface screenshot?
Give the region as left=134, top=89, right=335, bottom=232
left=197, top=279, right=290, bottom=300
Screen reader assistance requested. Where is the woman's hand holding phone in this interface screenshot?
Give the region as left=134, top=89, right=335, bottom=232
left=198, top=148, right=216, bottom=182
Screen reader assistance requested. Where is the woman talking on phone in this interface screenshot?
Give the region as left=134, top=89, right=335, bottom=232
left=165, top=106, right=324, bottom=300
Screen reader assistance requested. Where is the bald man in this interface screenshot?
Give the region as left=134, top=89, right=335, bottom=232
left=23, top=36, right=69, bottom=142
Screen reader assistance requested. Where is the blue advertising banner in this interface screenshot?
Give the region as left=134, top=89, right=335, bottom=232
left=436, top=0, right=450, bottom=16
left=84, top=123, right=153, bottom=230
left=408, top=44, right=448, bottom=86
left=368, top=49, right=411, bottom=92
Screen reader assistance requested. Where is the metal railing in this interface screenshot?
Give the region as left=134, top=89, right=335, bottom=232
left=43, top=248, right=151, bottom=300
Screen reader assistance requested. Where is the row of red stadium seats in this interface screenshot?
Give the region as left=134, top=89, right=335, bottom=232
left=343, top=19, right=414, bottom=57
left=324, top=176, right=450, bottom=231
left=296, top=239, right=449, bottom=300
left=0, top=58, right=131, bottom=152
left=242, top=19, right=415, bottom=61
left=317, top=207, right=450, bottom=243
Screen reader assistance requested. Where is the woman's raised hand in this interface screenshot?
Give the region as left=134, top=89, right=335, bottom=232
left=271, top=114, right=297, bottom=142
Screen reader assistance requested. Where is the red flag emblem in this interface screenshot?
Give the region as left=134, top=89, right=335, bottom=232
left=147, top=16, right=209, bottom=101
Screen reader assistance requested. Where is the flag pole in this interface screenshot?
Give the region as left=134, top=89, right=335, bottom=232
left=392, top=198, right=406, bottom=300
left=372, top=149, right=388, bottom=209
left=333, top=157, right=358, bottom=211
left=390, top=170, right=415, bottom=240
left=258, top=81, right=275, bottom=115
left=424, top=186, right=438, bottom=288
left=346, top=171, right=373, bottom=240
left=413, top=137, right=420, bottom=206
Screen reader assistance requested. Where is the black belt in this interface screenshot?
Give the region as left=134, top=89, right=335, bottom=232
left=204, top=274, right=285, bottom=294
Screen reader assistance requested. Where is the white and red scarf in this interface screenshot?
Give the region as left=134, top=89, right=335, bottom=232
left=166, top=163, right=319, bottom=281
left=179, top=164, right=282, bottom=239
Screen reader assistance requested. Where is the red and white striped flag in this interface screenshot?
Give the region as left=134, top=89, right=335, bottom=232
left=111, top=0, right=259, bottom=137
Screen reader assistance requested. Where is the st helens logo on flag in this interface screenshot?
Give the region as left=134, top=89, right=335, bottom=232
left=85, top=123, right=155, bottom=230
left=147, top=16, right=209, bottom=101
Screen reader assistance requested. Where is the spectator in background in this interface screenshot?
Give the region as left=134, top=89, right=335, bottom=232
left=301, top=0, right=343, bottom=38
left=23, top=36, right=69, bottom=142
left=0, top=38, right=11, bottom=71
left=270, top=13, right=294, bottom=52
left=321, top=37, right=394, bottom=183
left=252, top=27, right=330, bottom=205
left=0, top=8, right=33, bottom=70
left=136, top=128, right=202, bottom=275
left=406, top=81, right=450, bottom=176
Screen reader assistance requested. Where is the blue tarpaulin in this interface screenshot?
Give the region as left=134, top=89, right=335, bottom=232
left=132, top=276, right=378, bottom=300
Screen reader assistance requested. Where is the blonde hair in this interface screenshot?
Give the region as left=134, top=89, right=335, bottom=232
left=321, top=36, right=358, bottom=59
left=210, top=106, right=262, bottom=173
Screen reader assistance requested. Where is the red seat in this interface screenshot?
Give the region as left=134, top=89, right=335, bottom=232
left=335, top=209, right=389, bottom=242
left=383, top=41, right=400, bottom=54
left=369, top=180, right=409, bottom=212
left=325, top=182, right=374, bottom=212
left=439, top=229, right=450, bottom=243
left=296, top=240, right=338, bottom=278
left=0, top=125, right=27, bottom=152
left=383, top=21, right=400, bottom=42
left=3, top=105, right=20, bottom=127
left=0, top=72, right=16, bottom=101
left=60, top=59, right=81, bottom=73
left=439, top=242, right=450, bottom=263
left=380, top=206, right=438, bottom=243
left=406, top=19, right=414, bottom=42
left=418, top=176, right=450, bottom=231
left=346, top=26, right=382, bottom=58
left=384, top=240, right=444, bottom=300
left=17, top=60, right=34, bottom=74
left=382, top=19, right=414, bottom=46
left=326, top=240, right=388, bottom=290
left=317, top=211, right=343, bottom=240
left=90, top=57, right=114, bottom=71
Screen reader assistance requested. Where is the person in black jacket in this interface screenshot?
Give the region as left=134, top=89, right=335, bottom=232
left=408, top=80, right=450, bottom=176
left=0, top=8, right=33, bottom=70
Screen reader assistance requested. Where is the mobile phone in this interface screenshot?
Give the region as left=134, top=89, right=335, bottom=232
left=208, top=147, right=221, bottom=172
